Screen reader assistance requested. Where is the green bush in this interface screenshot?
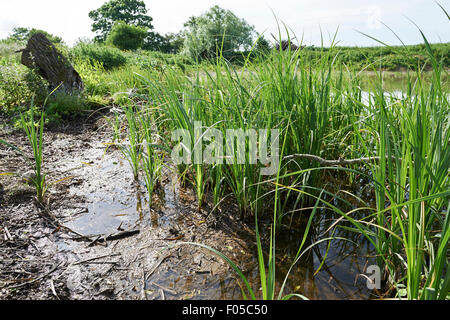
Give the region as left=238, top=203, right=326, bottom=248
left=106, top=21, right=147, bottom=51
left=72, top=58, right=111, bottom=96
left=70, top=42, right=127, bottom=70
left=127, top=50, right=192, bottom=72
left=45, top=92, right=87, bottom=123
left=0, top=40, right=23, bottom=59
left=0, top=65, right=48, bottom=111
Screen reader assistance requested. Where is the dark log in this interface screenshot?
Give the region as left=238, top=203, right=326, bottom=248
left=20, top=33, right=83, bottom=92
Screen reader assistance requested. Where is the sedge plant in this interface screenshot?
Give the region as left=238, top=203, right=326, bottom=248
left=19, top=101, right=46, bottom=203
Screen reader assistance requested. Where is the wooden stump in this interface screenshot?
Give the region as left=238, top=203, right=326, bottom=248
left=20, top=33, right=83, bottom=92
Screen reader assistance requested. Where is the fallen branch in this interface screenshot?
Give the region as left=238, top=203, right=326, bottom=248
left=72, top=253, right=121, bottom=266
left=63, top=228, right=140, bottom=244
left=284, top=154, right=398, bottom=166
left=105, top=229, right=140, bottom=241
left=145, top=251, right=174, bottom=281
left=152, top=282, right=177, bottom=295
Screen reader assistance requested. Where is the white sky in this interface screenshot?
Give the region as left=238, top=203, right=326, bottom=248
left=0, top=0, right=449, bottom=47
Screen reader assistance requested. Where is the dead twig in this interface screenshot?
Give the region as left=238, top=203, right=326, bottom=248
left=72, top=253, right=121, bottom=266
left=152, top=282, right=177, bottom=296
left=3, top=224, right=12, bottom=241
left=63, top=228, right=140, bottom=244
left=284, top=154, right=399, bottom=166
left=105, top=229, right=140, bottom=241
left=50, top=279, right=59, bottom=300
left=5, top=262, right=63, bottom=289
left=145, top=251, right=174, bottom=281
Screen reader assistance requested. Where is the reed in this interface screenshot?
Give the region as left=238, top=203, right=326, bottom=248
left=139, top=108, right=165, bottom=210
left=19, top=101, right=46, bottom=203
left=111, top=18, right=448, bottom=300
left=120, top=104, right=143, bottom=180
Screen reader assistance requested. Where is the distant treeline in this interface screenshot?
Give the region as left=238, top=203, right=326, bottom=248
left=230, top=42, right=450, bottom=71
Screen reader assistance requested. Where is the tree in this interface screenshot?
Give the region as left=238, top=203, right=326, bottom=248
left=8, top=27, right=64, bottom=44
left=143, top=31, right=184, bottom=54
left=89, top=0, right=153, bottom=42
left=182, top=6, right=255, bottom=60
left=106, top=21, right=147, bottom=50
left=163, top=32, right=185, bottom=54
left=255, top=36, right=271, bottom=54
left=142, top=31, right=169, bottom=52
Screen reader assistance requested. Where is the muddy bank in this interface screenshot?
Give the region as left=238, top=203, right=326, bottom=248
left=1, top=112, right=376, bottom=300
left=0, top=114, right=257, bottom=300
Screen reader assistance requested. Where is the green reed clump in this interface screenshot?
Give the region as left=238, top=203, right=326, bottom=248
left=333, top=29, right=449, bottom=299
left=139, top=108, right=165, bottom=210
left=19, top=103, right=46, bottom=203
left=142, top=68, right=213, bottom=210
left=114, top=17, right=448, bottom=300
left=367, top=70, right=449, bottom=298
left=120, top=104, right=144, bottom=180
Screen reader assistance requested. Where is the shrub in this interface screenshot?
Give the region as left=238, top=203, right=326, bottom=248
left=70, top=42, right=127, bottom=70
left=0, top=40, right=23, bottom=59
left=106, top=21, right=147, bottom=51
left=72, top=58, right=110, bottom=96
left=0, top=65, right=48, bottom=111
left=45, top=92, right=87, bottom=123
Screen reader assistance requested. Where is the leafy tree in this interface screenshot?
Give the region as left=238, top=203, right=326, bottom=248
left=89, top=0, right=153, bottom=42
left=162, top=32, right=185, bottom=54
left=143, top=31, right=184, bottom=54
left=142, top=31, right=169, bottom=52
left=8, top=27, right=64, bottom=44
left=255, top=36, right=271, bottom=54
left=182, top=5, right=255, bottom=60
left=106, top=21, right=147, bottom=50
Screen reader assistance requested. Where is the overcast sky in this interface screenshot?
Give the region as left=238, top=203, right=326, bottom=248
left=0, top=0, right=449, bottom=47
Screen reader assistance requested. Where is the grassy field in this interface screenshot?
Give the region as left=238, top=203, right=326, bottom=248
left=0, top=31, right=449, bottom=300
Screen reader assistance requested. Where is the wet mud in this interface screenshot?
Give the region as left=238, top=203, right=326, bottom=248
left=0, top=113, right=375, bottom=300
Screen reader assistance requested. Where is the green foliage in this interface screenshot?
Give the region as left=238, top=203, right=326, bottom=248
left=106, top=21, right=148, bottom=51
left=255, top=36, right=271, bottom=55
left=299, top=42, right=450, bottom=71
left=142, top=31, right=184, bottom=54
left=70, top=42, right=127, bottom=70
left=45, top=92, right=87, bottom=123
left=0, top=39, right=23, bottom=64
left=140, top=109, right=164, bottom=210
left=142, top=25, right=449, bottom=299
left=162, top=32, right=185, bottom=54
left=129, top=50, right=193, bottom=71
left=8, top=27, right=64, bottom=45
left=72, top=57, right=111, bottom=96
left=0, top=65, right=48, bottom=111
left=181, top=5, right=255, bottom=60
left=89, top=0, right=153, bottom=42
left=19, top=105, right=46, bottom=203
